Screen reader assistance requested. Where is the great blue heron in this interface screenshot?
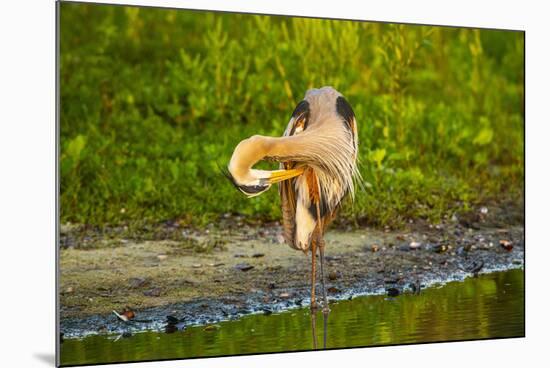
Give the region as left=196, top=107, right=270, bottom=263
left=225, top=86, right=359, bottom=320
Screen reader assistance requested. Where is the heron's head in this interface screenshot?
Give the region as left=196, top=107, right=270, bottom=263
left=222, top=167, right=273, bottom=198
left=224, top=135, right=303, bottom=198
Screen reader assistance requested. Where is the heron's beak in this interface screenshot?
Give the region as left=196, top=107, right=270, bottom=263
left=266, top=168, right=305, bottom=184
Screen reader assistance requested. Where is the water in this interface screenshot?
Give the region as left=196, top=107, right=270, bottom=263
left=60, top=269, right=524, bottom=366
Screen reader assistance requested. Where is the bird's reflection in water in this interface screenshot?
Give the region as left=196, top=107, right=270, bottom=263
left=310, top=310, right=329, bottom=349
left=311, top=312, right=317, bottom=349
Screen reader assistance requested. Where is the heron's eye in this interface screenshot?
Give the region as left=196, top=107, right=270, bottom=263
left=289, top=100, right=310, bottom=136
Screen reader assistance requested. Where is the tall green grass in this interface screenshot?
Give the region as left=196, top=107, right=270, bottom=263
left=60, top=3, right=524, bottom=228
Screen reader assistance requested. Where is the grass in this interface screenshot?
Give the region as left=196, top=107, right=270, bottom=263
left=59, top=3, right=524, bottom=229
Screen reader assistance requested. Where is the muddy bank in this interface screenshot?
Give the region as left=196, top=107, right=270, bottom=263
left=60, top=211, right=524, bottom=338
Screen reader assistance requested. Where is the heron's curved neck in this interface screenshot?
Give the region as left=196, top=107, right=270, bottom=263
left=228, top=134, right=308, bottom=182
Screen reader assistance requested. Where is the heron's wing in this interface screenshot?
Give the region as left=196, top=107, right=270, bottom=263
left=279, top=106, right=309, bottom=249
left=280, top=161, right=299, bottom=248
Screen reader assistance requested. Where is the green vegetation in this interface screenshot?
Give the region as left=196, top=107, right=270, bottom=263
left=60, top=3, right=524, bottom=228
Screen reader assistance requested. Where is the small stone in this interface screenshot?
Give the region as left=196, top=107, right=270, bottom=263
left=465, top=260, right=484, bottom=276
left=276, top=234, right=285, bottom=244
left=434, top=244, right=448, bottom=253
left=65, top=286, right=74, bottom=293
left=157, top=254, right=168, bottom=261
left=165, top=324, right=178, bottom=334
left=129, top=277, right=149, bottom=288
left=208, top=262, right=224, bottom=267
left=327, top=286, right=340, bottom=293
left=409, top=241, right=421, bottom=250
left=371, top=244, right=379, bottom=252
left=398, top=243, right=410, bottom=251
left=143, top=287, right=162, bottom=297
left=192, top=263, right=202, bottom=268
left=386, top=288, right=400, bottom=297
left=235, top=263, right=254, bottom=272
left=279, top=292, right=290, bottom=299
left=328, top=271, right=339, bottom=281
left=480, top=207, right=488, bottom=215
left=252, top=253, right=265, bottom=258
left=499, top=240, right=513, bottom=251
left=166, top=315, right=179, bottom=324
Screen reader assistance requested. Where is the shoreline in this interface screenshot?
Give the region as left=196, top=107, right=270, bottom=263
left=60, top=218, right=524, bottom=338
left=61, top=265, right=523, bottom=339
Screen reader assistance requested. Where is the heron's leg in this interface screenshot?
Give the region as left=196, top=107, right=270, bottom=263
left=310, top=238, right=319, bottom=349
left=319, top=236, right=329, bottom=349
left=314, top=202, right=329, bottom=349
left=310, top=237, right=317, bottom=312
left=314, top=202, right=330, bottom=315
left=319, top=239, right=330, bottom=314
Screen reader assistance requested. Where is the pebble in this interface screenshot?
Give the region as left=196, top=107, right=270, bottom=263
left=235, top=263, right=254, bottom=272
left=398, top=243, right=410, bottom=251
left=129, top=277, right=149, bottom=288
left=166, top=315, right=179, bottom=324
left=157, top=254, right=168, bottom=261
left=386, top=288, right=400, bottom=297
left=143, top=287, right=162, bottom=297
left=434, top=244, right=448, bottom=253
left=500, top=239, right=513, bottom=251
left=409, top=241, right=421, bottom=250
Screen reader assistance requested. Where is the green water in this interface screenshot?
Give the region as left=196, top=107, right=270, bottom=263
left=60, top=269, right=524, bottom=366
